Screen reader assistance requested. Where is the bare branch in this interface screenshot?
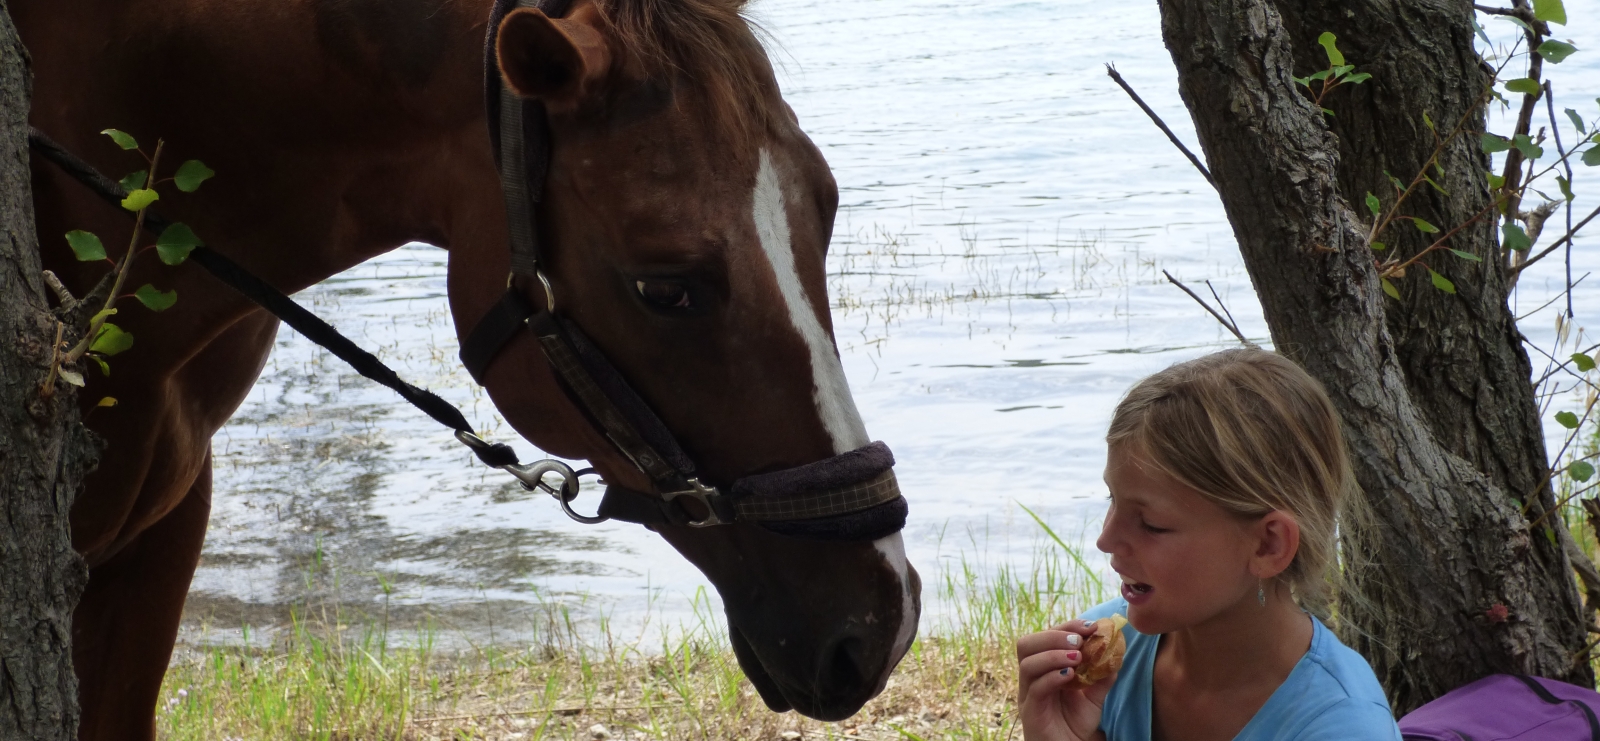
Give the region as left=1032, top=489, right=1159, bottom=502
left=1512, top=204, right=1600, bottom=275
left=1161, top=270, right=1258, bottom=348
left=1105, top=64, right=1217, bottom=189
left=40, top=270, right=77, bottom=312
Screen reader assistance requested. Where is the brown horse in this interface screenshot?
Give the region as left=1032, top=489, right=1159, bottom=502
left=16, top=0, right=922, bottom=736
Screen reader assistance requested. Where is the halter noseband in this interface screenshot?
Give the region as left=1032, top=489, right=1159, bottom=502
left=457, top=0, right=908, bottom=541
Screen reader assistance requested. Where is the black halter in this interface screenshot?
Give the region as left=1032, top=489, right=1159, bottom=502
left=458, top=0, right=908, bottom=541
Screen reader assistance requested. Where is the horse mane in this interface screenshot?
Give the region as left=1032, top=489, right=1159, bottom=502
left=597, top=0, right=774, bottom=139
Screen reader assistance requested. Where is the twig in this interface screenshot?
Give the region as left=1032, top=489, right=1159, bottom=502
left=1206, top=280, right=1241, bottom=332
left=1518, top=273, right=1589, bottom=323
left=41, top=270, right=78, bottom=311
left=1512, top=204, right=1600, bottom=275
left=1543, top=80, right=1576, bottom=317
left=1105, top=64, right=1216, bottom=189
left=1474, top=3, right=1541, bottom=24
left=40, top=320, right=65, bottom=398
left=1161, top=270, right=1258, bottom=348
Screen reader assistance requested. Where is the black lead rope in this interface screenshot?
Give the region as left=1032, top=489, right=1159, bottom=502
left=27, top=128, right=520, bottom=470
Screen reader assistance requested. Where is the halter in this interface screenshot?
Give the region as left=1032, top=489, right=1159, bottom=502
left=457, top=0, right=908, bottom=541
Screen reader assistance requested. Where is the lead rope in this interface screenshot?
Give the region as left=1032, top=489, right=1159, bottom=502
left=26, top=128, right=593, bottom=508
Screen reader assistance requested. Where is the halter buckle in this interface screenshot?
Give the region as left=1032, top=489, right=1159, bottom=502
left=661, top=478, right=726, bottom=527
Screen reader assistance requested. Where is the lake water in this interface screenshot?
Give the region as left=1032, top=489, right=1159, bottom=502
left=181, top=0, right=1600, bottom=645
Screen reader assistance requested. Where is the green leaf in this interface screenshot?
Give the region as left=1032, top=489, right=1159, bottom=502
left=1422, top=112, right=1436, bottom=131
left=118, top=170, right=147, bottom=192
left=88, top=307, right=116, bottom=325
left=133, top=284, right=177, bottom=312
left=1498, top=15, right=1535, bottom=33
left=1429, top=268, right=1456, bottom=293
left=57, top=368, right=84, bottom=387
left=1488, top=172, right=1506, bottom=189
left=1423, top=174, right=1450, bottom=195
left=1534, top=0, right=1567, bottom=25
left=1292, top=75, right=1310, bottom=87
left=1371, top=241, right=1387, bottom=251
left=1584, top=146, right=1600, bottom=167
left=90, top=357, right=110, bottom=377
left=155, top=223, right=202, bottom=265
left=1558, top=176, right=1575, bottom=202
left=1557, top=410, right=1581, bottom=429
left=1573, top=352, right=1597, bottom=372
left=100, top=128, right=138, bottom=151
left=1309, top=69, right=1334, bottom=82
left=1481, top=133, right=1513, bottom=153
left=1381, top=277, right=1401, bottom=299
left=1449, top=248, right=1483, bottom=262
left=1365, top=192, right=1382, bottom=217
left=1473, top=18, right=1492, bottom=47
left=1513, top=133, right=1544, bottom=160
left=1317, top=31, right=1345, bottom=66
left=1503, top=222, right=1532, bottom=251
left=1537, top=39, right=1577, bottom=63
left=120, top=188, right=158, bottom=212
left=1343, top=72, right=1372, bottom=84
left=1413, top=217, right=1440, bottom=234
left=65, top=230, right=106, bottom=261
left=1571, top=460, right=1595, bottom=482
left=95, top=395, right=116, bottom=407
left=1506, top=77, right=1543, bottom=96
left=1385, top=170, right=1406, bottom=192
left=173, top=160, right=214, bottom=193
left=1568, top=108, right=1588, bottom=135
left=90, top=322, right=133, bottom=357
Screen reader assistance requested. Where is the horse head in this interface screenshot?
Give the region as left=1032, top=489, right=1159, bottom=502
left=447, top=0, right=920, bottom=720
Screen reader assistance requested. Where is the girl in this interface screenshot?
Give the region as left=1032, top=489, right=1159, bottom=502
left=1015, top=349, right=1399, bottom=740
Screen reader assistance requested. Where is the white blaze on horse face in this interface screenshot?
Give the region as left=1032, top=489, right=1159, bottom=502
left=874, top=533, right=918, bottom=662
left=751, top=149, right=870, bottom=454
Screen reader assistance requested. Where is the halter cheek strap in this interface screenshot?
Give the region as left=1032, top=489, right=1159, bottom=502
left=463, top=0, right=908, bottom=539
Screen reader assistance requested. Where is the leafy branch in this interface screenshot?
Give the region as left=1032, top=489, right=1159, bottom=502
left=40, top=129, right=213, bottom=399
left=1291, top=32, right=1373, bottom=114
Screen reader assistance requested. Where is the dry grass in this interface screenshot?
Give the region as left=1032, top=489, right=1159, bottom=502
left=159, top=523, right=1111, bottom=741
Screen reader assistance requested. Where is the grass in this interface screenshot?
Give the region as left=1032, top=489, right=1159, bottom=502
left=159, top=532, right=1113, bottom=741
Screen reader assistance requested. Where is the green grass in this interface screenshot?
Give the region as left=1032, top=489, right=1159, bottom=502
left=159, top=530, right=1112, bottom=741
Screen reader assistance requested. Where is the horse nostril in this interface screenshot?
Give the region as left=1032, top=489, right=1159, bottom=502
left=822, top=635, right=869, bottom=690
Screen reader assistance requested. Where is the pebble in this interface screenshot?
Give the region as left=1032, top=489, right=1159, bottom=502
left=589, top=723, right=612, bottom=739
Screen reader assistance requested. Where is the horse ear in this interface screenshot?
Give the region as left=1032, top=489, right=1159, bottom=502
left=496, top=6, right=612, bottom=104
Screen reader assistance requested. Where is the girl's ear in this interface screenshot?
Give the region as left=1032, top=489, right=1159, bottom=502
left=1249, top=511, right=1300, bottom=579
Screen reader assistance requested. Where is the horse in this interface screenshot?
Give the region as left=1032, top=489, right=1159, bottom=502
left=15, top=0, right=922, bottom=736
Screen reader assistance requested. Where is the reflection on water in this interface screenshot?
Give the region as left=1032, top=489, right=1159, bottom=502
left=186, top=0, right=1600, bottom=644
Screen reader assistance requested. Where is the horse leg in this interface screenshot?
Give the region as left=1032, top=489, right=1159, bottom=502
left=72, top=450, right=212, bottom=741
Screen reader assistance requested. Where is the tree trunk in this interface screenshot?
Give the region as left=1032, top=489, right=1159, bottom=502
left=0, top=0, right=93, bottom=737
left=1157, top=0, right=1591, bottom=714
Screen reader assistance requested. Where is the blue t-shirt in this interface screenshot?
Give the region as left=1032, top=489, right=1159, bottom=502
left=1079, top=598, right=1400, bottom=741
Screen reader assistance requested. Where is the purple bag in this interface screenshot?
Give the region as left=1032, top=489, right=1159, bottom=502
left=1399, top=674, right=1600, bottom=740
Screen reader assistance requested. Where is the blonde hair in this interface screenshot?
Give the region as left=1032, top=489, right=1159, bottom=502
left=1106, top=348, right=1361, bottom=613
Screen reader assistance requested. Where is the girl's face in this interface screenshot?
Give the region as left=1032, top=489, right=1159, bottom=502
left=1096, top=444, right=1265, bottom=635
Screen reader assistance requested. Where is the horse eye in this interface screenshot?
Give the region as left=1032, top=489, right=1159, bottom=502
left=635, top=280, right=692, bottom=309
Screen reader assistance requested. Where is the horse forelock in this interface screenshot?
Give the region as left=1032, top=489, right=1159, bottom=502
left=595, top=0, right=776, bottom=142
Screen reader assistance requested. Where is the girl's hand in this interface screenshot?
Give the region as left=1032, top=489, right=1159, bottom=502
left=1016, top=619, right=1118, bottom=741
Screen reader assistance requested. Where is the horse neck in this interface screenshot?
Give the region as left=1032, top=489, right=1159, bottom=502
left=23, top=0, right=509, bottom=293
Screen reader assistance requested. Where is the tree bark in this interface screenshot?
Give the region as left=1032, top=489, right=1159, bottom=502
left=0, top=0, right=93, bottom=737
left=1157, top=0, right=1591, bottom=714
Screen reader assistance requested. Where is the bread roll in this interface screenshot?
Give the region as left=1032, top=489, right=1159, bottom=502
left=1067, top=614, right=1127, bottom=688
